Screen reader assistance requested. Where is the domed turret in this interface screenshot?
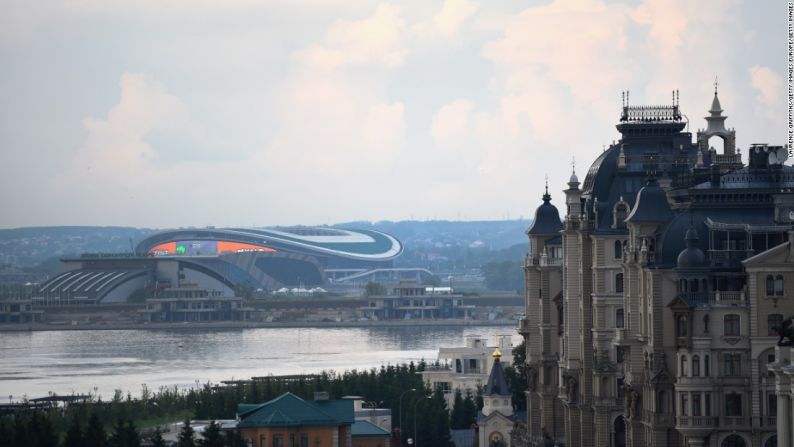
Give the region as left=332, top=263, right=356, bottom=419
left=527, top=183, right=563, bottom=235
left=677, top=225, right=705, bottom=268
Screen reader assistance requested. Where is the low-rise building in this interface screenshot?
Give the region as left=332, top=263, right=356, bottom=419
left=139, top=294, right=254, bottom=322
left=359, top=280, right=473, bottom=320
left=237, top=392, right=355, bottom=447
left=421, top=335, right=513, bottom=409
left=0, top=298, right=44, bottom=323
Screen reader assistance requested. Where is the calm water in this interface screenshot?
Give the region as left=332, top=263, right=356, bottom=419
left=0, top=326, right=518, bottom=400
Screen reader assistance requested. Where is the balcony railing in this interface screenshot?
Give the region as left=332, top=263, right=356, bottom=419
left=722, top=417, right=750, bottom=427
left=677, top=416, right=718, bottom=427
left=539, top=255, right=563, bottom=267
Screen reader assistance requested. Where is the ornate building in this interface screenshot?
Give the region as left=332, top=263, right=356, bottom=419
left=519, top=87, right=794, bottom=447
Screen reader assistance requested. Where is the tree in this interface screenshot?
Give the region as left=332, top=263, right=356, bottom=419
left=461, top=391, right=478, bottom=429
left=151, top=427, right=167, bottom=447
left=84, top=412, right=107, bottom=447
left=449, top=389, right=465, bottom=429
left=504, top=339, right=527, bottom=411
left=62, top=414, right=84, bottom=447
left=365, top=282, right=386, bottom=297
left=177, top=418, right=196, bottom=447
left=199, top=420, right=224, bottom=447
left=109, top=417, right=139, bottom=447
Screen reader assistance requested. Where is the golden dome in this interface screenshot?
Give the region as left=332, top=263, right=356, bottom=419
left=492, top=349, right=502, bottom=359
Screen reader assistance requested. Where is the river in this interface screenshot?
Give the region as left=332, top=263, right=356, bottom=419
left=0, top=325, right=519, bottom=400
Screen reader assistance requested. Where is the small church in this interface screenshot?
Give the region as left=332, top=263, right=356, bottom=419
left=478, top=349, right=523, bottom=447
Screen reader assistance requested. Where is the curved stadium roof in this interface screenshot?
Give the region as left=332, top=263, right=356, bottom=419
left=136, top=226, right=402, bottom=261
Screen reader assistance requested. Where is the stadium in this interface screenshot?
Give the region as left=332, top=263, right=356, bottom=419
left=36, top=227, right=405, bottom=303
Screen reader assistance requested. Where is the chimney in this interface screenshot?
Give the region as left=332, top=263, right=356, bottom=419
left=314, top=391, right=329, bottom=401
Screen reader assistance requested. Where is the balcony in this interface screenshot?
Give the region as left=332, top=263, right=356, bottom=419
left=539, top=255, right=563, bottom=267
left=721, top=416, right=750, bottom=427
left=518, top=317, right=531, bottom=335
left=709, top=250, right=755, bottom=268
left=677, top=416, right=718, bottom=428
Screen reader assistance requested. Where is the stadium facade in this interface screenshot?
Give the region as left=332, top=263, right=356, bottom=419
left=36, top=227, right=403, bottom=303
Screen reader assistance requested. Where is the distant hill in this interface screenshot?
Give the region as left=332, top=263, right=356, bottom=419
left=0, top=220, right=532, bottom=276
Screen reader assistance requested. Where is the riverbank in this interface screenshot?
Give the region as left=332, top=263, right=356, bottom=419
left=0, top=318, right=517, bottom=332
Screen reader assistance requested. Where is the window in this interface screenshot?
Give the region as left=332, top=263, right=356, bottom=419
left=703, top=315, right=710, bottom=334
left=766, top=275, right=775, bottom=296
left=300, top=434, right=308, bottom=447
left=676, top=314, right=688, bottom=337
left=692, top=355, right=700, bottom=377
left=769, top=394, right=777, bottom=417
left=616, top=308, right=624, bottom=328
left=260, top=435, right=266, bottom=447
left=769, top=314, right=784, bottom=336
left=693, top=394, right=702, bottom=416
left=775, top=275, right=784, bottom=296
left=614, top=203, right=628, bottom=229
left=616, top=346, right=625, bottom=364
left=724, top=314, right=740, bottom=336
left=724, top=353, right=741, bottom=376
left=725, top=392, right=743, bottom=417
left=434, top=382, right=451, bottom=393
left=273, top=435, right=284, bottom=447
left=615, top=273, right=624, bottom=293
left=289, top=434, right=295, bottom=447
left=680, top=355, right=688, bottom=376
left=705, top=393, right=712, bottom=416
left=704, top=355, right=710, bottom=377
left=614, top=240, right=622, bottom=259
left=681, top=393, right=688, bottom=416
left=469, top=359, right=477, bottom=370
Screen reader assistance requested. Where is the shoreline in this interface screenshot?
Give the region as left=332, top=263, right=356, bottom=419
left=0, top=318, right=518, bottom=333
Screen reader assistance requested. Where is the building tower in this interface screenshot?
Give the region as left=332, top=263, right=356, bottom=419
left=479, top=349, right=516, bottom=447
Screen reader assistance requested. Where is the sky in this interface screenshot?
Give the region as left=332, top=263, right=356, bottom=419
left=0, top=0, right=787, bottom=229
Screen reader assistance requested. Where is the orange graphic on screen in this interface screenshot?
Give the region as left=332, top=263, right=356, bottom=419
left=217, top=241, right=276, bottom=253
left=149, top=242, right=177, bottom=255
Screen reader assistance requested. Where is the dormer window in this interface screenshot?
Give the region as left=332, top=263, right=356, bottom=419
left=613, top=199, right=629, bottom=229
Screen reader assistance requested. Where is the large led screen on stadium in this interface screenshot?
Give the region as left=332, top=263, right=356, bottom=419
left=149, top=241, right=275, bottom=256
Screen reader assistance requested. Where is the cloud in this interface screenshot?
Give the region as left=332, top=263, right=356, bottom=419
left=65, top=73, right=191, bottom=190
left=295, top=4, right=407, bottom=70
left=413, top=0, right=479, bottom=42
left=749, top=65, right=784, bottom=117
left=431, top=99, right=473, bottom=142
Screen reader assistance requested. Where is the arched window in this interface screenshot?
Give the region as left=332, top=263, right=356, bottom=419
left=767, top=275, right=775, bottom=296
left=690, top=279, right=699, bottom=292
left=722, top=435, right=747, bottom=447
left=724, top=314, right=740, bottom=336
left=613, top=202, right=629, bottom=229
left=615, top=273, right=624, bottom=293
left=614, top=240, right=622, bottom=259
left=676, top=314, right=688, bottom=337
left=775, top=275, right=784, bottom=296
left=692, top=355, right=700, bottom=376
left=680, top=355, right=688, bottom=376
left=616, top=308, right=624, bottom=328
left=769, top=314, right=784, bottom=336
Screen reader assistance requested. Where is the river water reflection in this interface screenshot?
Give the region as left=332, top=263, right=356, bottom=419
left=0, top=325, right=518, bottom=400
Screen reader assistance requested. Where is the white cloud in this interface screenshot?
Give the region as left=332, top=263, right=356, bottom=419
left=295, top=4, right=407, bottom=70
left=749, top=65, right=784, bottom=117
left=431, top=99, right=473, bottom=142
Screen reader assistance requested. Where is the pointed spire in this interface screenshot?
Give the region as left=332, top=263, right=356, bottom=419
left=568, top=156, right=579, bottom=186
left=542, top=174, right=551, bottom=202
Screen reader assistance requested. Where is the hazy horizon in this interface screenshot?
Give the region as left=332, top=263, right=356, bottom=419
left=1, top=0, right=786, bottom=228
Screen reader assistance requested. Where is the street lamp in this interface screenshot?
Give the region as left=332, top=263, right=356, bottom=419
left=413, top=395, right=432, bottom=447
left=399, top=388, right=416, bottom=445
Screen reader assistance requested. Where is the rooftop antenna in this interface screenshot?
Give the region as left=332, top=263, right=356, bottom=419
left=714, top=76, right=719, bottom=95
left=572, top=155, right=576, bottom=175
left=544, top=174, right=549, bottom=195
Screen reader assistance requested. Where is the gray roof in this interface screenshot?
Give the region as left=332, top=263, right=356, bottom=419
left=625, top=178, right=673, bottom=223
left=527, top=192, right=563, bottom=235
left=483, top=357, right=510, bottom=396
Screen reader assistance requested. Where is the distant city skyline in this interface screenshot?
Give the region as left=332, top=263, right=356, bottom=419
left=0, top=0, right=786, bottom=228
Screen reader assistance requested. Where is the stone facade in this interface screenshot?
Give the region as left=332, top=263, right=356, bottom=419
left=520, top=89, right=793, bottom=447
